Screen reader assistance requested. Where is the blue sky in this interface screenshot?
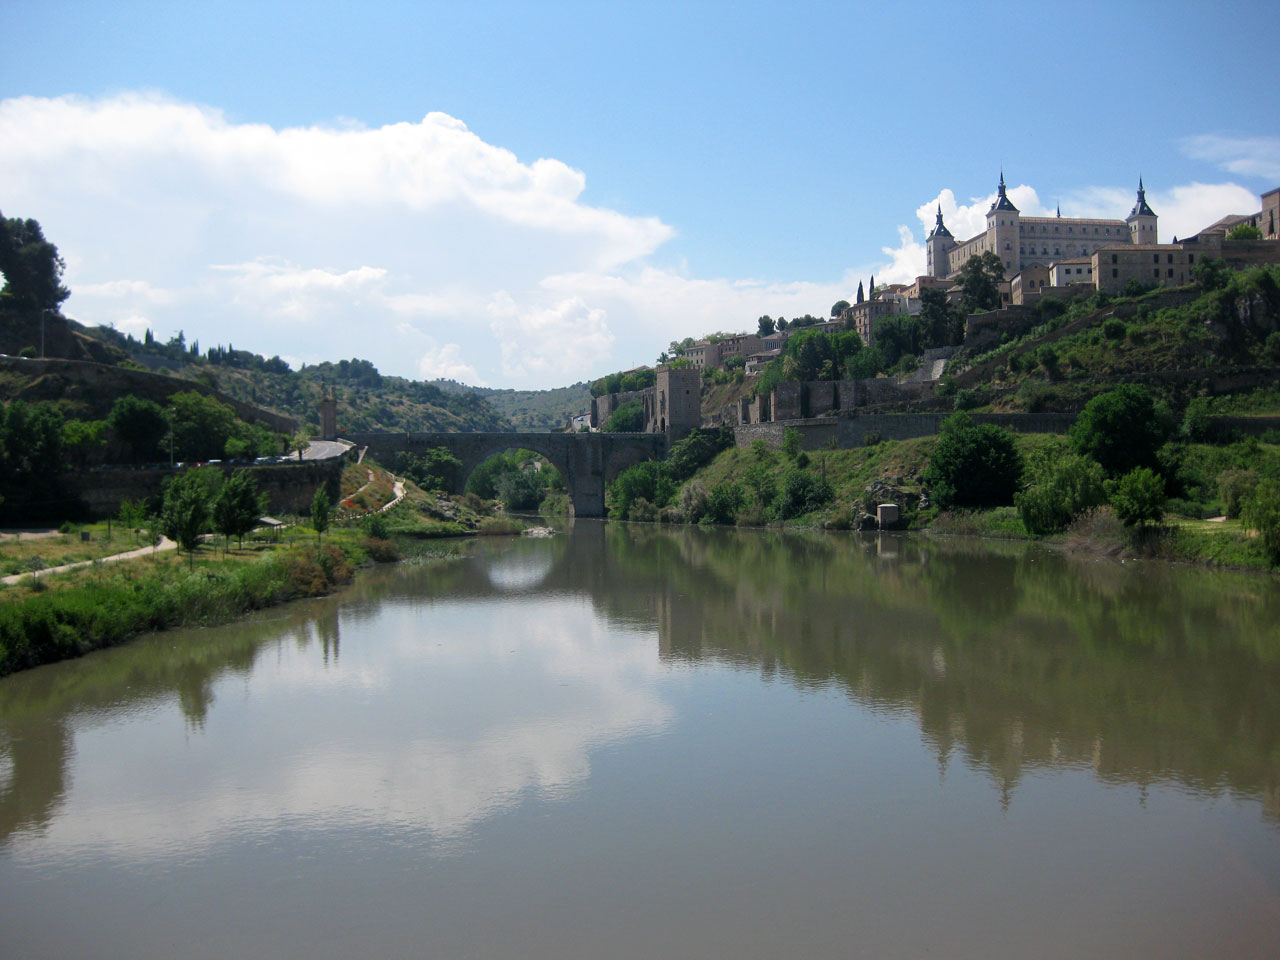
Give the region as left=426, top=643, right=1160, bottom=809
left=2, top=0, right=1278, bottom=387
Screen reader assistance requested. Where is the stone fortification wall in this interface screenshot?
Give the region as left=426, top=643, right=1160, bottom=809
left=736, top=377, right=934, bottom=425
left=734, top=412, right=1076, bottom=450
left=63, top=455, right=350, bottom=519
left=0, top=356, right=297, bottom=435
left=735, top=411, right=1278, bottom=451
left=591, top=389, right=646, bottom=428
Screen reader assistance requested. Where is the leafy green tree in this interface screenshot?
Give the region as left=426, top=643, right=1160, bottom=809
left=161, top=470, right=211, bottom=566
left=603, top=399, right=644, bottom=432
left=757, top=315, right=776, bottom=336
left=0, top=213, right=70, bottom=310
left=311, top=485, right=331, bottom=545
left=919, top=287, right=962, bottom=347
left=1108, top=467, right=1166, bottom=527
left=608, top=461, right=675, bottom=519
left=924, top=412, right=1023, bottom=509
left=872, top=315, right=923, bottom=366
left=665, top=428, right=733, bottom=481
left=107, top=395, right=170, bottom=463
left=1069, top=384, right=1171, bottom=477
left=958, top=251, right=1005, bottom=315
left=497, top=468, right=545, bottom=511
left=213, top=470, right=265, bottom=549
left=117, top=498, right=149, bottom=544
left=1, top=400, right=65, bottom=479
left=704, top=481, right=744, bottom=524
left=781, top=427, right=802, bottom=459
left=61, top=419, right=110, bottom=468
left=830, top=300, right=850, bottom=318
left=1241, top=478, right=1280, bottom=563
left=1014, top=443, right=1107, bottom=534
left=1191, top=257, right=1231, bottom=292
left=395, top=447, right=462, bottom=491
left=170, top=391, right=239, bottom=461
left=844, top=344, right=885, bottom=380
left=1226, top=222, right=1263, bottom=240
left=291, top=427, right=312, bottom=461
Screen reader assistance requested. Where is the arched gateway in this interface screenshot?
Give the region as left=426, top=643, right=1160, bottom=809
left=345, top=431, right=667, bottom=517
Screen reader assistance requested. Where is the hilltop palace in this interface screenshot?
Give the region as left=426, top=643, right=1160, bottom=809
left=926, top=172, right=1159, bottom=279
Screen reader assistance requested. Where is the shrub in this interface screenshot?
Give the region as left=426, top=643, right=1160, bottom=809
left=364, top=537, right=400, bottom=562
left=1218, top=468, right=1258, bottom=519
left=936, top=374, right=957, bottom=398
left=773, top=470, right=833, bottom=520
left=741, top=462, right=777, bottom=506
left=608, top=461, right=675, bottom=519
left=1264, top=332, right=1280, bottom=362
left=366, top=513, right=390, bottom=540
left=704, top=482, right=745, bottom=525
left=863, top=430, right=882, bottom=447
left=1014, top=446, right=1107, bottom=534
left=1241, top=478, right=1280, bottom=563
left=782, top=427, right=802, bottom=458
left=1109, top=467, right=1166, bottom=527
left=1102, top=317, right=1126, bottom=340
left=679, top=481, right=709, bottom=524
left=627, top=497, right=659, bottom=523
left=1036, top=344, right=1059, bottom=375
left=923, top=412, right=1023, bottom=510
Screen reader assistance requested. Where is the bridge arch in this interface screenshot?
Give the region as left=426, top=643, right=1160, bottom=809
left=346, top=431, right=667, bottom=518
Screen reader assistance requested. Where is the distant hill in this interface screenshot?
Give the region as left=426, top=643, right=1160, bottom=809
left=433, top=379, right=591, bottom=431
left=77, top=326, right=511, bottom=434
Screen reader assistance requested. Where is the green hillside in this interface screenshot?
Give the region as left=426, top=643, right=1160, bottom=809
left=433, top=379, right=591, bottom=431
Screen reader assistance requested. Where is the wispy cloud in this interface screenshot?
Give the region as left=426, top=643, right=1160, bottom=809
left=1182, top=134, right=1280, bottom=181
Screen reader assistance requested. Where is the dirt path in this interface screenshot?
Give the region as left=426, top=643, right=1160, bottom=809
left=2, top=536, right=178, bottom=585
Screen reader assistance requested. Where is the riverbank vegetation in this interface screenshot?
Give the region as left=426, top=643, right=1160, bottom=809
left=607, top=387, right=1280, bottom=571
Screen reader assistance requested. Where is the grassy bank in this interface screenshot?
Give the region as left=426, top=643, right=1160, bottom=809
left=0, top=535, right=365, bottom=677
left=0, top=474, right=538, bottom=678
left=623, top=431, right=1278, bottom=573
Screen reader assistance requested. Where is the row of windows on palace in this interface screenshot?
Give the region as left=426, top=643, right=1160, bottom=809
left=994, top=219, right=1139, bottom=235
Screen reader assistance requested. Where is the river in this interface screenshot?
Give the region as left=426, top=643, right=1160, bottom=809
left=2, top=522, right=1279, bottom=958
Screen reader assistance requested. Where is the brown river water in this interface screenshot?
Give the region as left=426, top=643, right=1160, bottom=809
left=2, top=521, right=1279, bottom=958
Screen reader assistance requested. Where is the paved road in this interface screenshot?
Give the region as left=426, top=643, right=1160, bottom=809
left=300, top=440, right=349, bottom=461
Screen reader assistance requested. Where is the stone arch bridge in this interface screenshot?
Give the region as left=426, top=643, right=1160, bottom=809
left=344, top=431, right=668, bottom=517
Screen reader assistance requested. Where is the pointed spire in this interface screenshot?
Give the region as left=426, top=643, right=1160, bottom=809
left=930, top=204, right=953, bottom=239
left=1128, top=176, right=1156, bottom=219
left=989, top=169, right=1019, bottom=213
left=1056, top=203, right=1061, bottom=218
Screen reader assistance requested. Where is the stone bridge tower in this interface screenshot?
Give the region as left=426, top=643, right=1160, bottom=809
left=319, top=385, right=338, bottom=441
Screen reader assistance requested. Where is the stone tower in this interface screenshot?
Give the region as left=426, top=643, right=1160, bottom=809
left=926, top=205, right=955, bottom=279
left=985, top=171, right=1020, bottom=277
left=319, top=384, right=338, bottom=441
left=652, top=366, right=701, bottom=441
left=1126, top=178, right=1158, bottom=244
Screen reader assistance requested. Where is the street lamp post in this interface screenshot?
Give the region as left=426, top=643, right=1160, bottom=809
left=40, top=308, right=53, bottom=358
